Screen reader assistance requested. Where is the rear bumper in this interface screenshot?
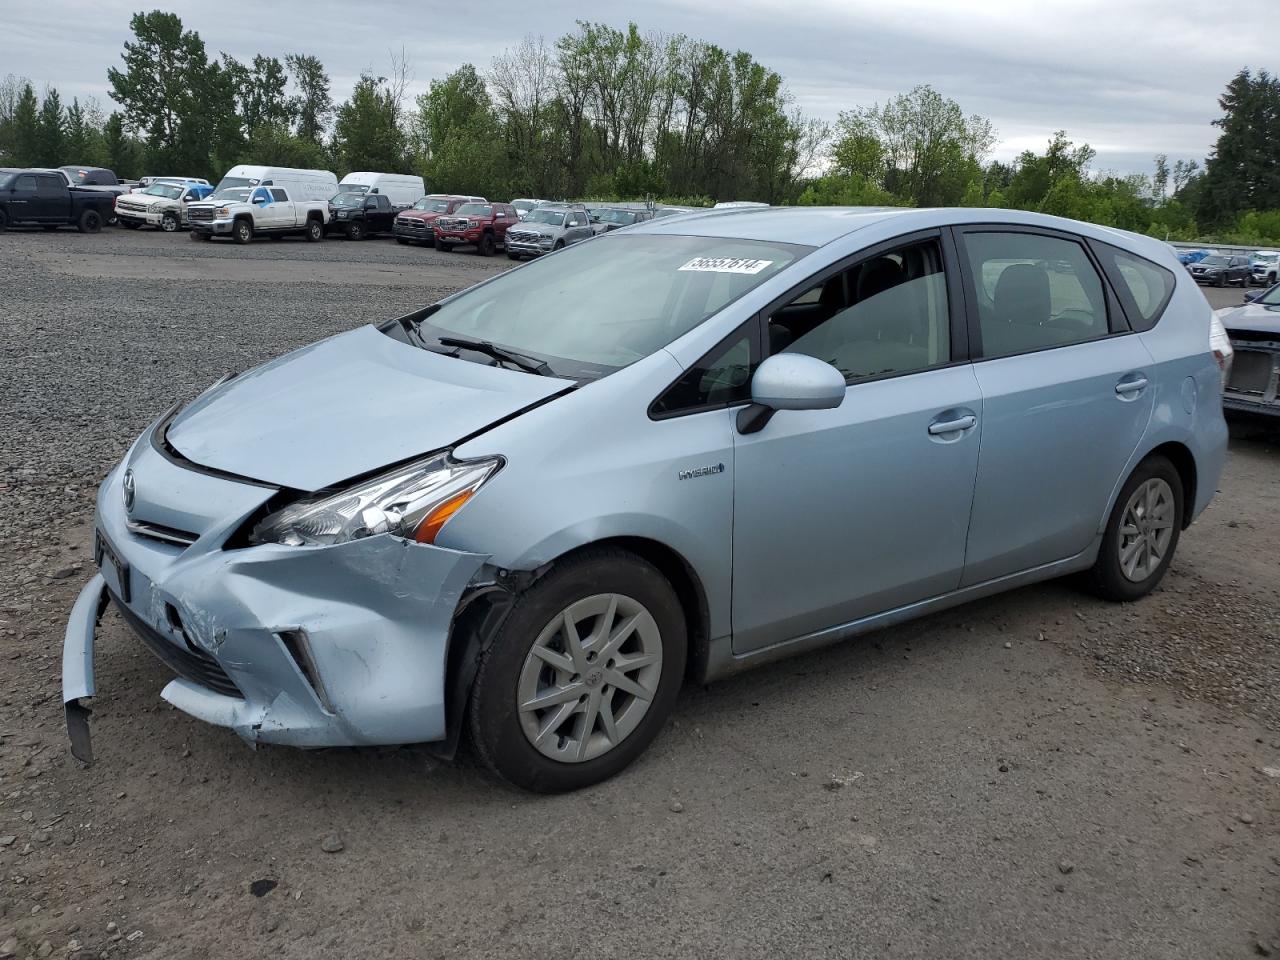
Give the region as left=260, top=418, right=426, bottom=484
left=62, top=454, right=489, bottom=760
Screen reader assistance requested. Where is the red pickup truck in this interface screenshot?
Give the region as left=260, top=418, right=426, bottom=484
left=392, top=194, right=485, bottom=247
left=434, top=202, right=518, bottom=256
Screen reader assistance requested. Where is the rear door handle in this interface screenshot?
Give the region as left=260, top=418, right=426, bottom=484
left=928, top=414, right=977, bottom=435
left=1115, top=376, right=1148, bottom=396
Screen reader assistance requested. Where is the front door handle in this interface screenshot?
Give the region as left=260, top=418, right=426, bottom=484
left=928, top=414, right=977, bottom=435
left=1115, top=376, right=1149, bottom=397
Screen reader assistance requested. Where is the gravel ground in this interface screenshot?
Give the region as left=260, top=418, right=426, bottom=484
left=0, top=228, right=1276, bottom=960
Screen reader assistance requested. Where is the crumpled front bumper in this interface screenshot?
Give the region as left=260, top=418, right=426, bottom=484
left=189, top=218, right=234, bottom=235
left=62, top=454, right=489, bottom=760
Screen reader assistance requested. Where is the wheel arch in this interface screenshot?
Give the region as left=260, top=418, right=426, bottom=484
left=1145, top=440, right=1197, bottom=529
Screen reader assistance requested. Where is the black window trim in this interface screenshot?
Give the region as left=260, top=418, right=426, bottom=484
left=950, top=223, right=1132, bottom=364
left=1086, top=238, right=1176, bottom=333
left=647, top=317, right=764, bottom=421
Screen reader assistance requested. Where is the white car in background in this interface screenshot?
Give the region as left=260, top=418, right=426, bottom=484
left=115, top=181, right=214, bottom=232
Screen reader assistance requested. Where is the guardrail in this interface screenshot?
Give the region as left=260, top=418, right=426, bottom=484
left=1169, top=241, right=1278, bottom=256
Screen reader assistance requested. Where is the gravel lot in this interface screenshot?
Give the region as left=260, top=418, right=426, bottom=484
left=0, top=228, right=1276, bottom=960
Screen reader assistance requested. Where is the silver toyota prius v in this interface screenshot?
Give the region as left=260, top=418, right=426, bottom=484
left=63, top=207, right=1228, bottom=792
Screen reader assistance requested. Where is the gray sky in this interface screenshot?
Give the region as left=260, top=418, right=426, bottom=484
left=2, top=0, right=1272, bottom=175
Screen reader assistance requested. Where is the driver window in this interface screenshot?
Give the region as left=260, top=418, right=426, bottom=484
left=251, top=188, right=270, bottom=204
left=769, top=238, right=952, bottom=381
left=962, top=231, right=1108, bottom=359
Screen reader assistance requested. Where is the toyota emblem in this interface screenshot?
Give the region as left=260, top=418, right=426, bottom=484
left=122, top=468, right=136, bottom=512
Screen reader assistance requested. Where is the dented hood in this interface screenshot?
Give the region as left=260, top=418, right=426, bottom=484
left=166, top=325, right=571, bottom=490
left=1221, top=301, right=1280, bottom=336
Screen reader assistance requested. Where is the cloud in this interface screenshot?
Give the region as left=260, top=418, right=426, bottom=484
left=1, top=0, right=1251, bottom=175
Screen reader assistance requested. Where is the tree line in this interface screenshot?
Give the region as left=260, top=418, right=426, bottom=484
left=0, top=9, right=1276, bottom=245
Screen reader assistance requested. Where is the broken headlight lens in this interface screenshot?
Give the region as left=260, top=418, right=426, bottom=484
left=249, top=452, right=501, bottom=547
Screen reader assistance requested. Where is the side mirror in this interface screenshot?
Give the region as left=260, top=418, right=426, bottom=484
left=738, top=354, right=845, bottom=434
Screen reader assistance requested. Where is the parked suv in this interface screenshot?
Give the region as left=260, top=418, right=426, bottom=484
left=1189, top=254, right=1251, bottom=287
left=504, top=203, right=594, bottom=259
left=434, top=202, right=518, bottom=255
left=393, top=194, right=484, bottom=247
left=590, top=206, right=656, bottom=233
left=115, top=181, right=214, bottom=232
left=329, top=191, right=395, bottom=240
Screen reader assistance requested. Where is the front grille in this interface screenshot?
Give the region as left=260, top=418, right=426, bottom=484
left=437, top=217, right=468, bottom=231
left=126, top=519, right=199, bottom=547
left=116, top=202, right=146, bottom=213
left=507, top=230, right=538, bottom=244
left=111, top=593, right=243, bottom=699
left=395, top=217, right=431, bottom=232
left=1227, top=350, right=1275, bottom=395
left=188, top=207, right=214, bottom=222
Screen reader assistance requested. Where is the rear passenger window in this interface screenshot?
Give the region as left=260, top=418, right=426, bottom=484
left=269, top=188, right=288, bottom=202
left=770, top=238, right=952, bottom=381
left=1093, top=244, right=1174, bottom=332
left=963, top=232, right=1108, bottom=359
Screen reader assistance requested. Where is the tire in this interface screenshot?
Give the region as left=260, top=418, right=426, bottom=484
left=0, top=209, right=7, bottom=231
left=468, top=548, right=687, bottom=793
left=123, top=221, right=141, bottom=230
left=160, top=212, right=179, bottom=233
left=306, top=218, right=324, bottom=242
left=1215, top=273, right=1226, bottom=288
left=77, top=209, right=103, bottom=234
left=507, top=251, right=522, bottom=261
left=396, top=237, right=409, bottom=245
left=553, top=240, right=565, bottom=251
left=233, top=219, right=253, bottom=244
left=477, top=232, right=496, bottom=257
left=346, top=221, right=364, bottom=241
left=438, top=241, right=453, bottom=252
left=1087, top=455, right=1183, bottom=602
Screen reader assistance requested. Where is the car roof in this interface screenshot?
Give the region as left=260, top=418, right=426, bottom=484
left=628, top=205, right=1175, bottom=257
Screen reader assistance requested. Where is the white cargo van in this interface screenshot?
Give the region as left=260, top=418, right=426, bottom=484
left=213, top=165, right=338, bottom=203
left=336, top=172, right=425, bottom=210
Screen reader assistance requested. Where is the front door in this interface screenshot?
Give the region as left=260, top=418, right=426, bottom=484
left=731, top=233, right=982, bottom=653
left=953, top=227, right=1155, bottom=586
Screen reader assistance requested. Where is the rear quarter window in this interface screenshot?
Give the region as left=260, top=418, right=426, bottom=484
left=1092, top=242, right=1176, bottom=333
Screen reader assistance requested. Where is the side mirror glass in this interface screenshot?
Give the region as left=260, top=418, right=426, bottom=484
left=750, top=354, right=846, bottom=411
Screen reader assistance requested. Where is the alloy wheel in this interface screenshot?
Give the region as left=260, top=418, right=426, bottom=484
left=1118, top=478, right=1175, bottom=582
left=516, top=593, right=663, bottom=764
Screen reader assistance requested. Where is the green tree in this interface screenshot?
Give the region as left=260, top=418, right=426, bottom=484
left=64, top=98, right=95, bottom=162
left=412, top=64, right=504, bottom=196
left=831, top=85, right=995, bottom=206
left=8, top=82, right=40, bottom=166
left=331, top=73, right=407, bottom=173
left=1196, top=68, right=1280, bottom=229
left=1003, top=131, right=1095, bottom=209
left=224, top=54, right=293, bottom=132
left=101, top=111, right=140, bottom=179
left=285, top=53, right=332, bottom=144
left=35, top=87, right=65, bottom=166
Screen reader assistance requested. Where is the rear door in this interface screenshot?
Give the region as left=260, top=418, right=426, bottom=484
left=954, top=226, right=1154, bottom=586
left=267, top=188, right=294, bottom=229
left=35, top=174, right=69, bottom=221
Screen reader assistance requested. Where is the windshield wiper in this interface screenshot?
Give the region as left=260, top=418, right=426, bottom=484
left=436, top=336, right=555, bottom=376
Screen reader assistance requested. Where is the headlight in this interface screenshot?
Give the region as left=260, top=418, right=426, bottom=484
left=216, top=206, right=231, bottom=217
left=249, top=452, right=501, bottom=547
left=469, top=220, right=481, bottom=229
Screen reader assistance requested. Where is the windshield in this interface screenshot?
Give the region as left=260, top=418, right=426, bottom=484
left=513, top=200, right=536, bottom=212
left=416, top=234, right=810, bottom=377
left=330, top=193, right=365, bottom=207
left=208, top=186, right=252, bottom=203
left=595, top=209, right=639, bottom=225
left=413, top=198, right=452, bottom=212
left=1201, top=256, right=1229, bottom=266
left=1256, top=284, right=1280, bottom=306
left=145, top=184, right=184, bottom=199
left=338, top=183, right=369, bottom=194
left=455, top=203, right=492, bottom=217
left=526, top=209, right=566, bottom=226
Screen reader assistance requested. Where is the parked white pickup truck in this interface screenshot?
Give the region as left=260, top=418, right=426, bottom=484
left=187, top=184, right=329, bottom=243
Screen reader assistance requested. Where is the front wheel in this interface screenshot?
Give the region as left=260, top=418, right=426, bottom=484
left=552, top=240, right=565, bottom=251
left=477, top=232, right=496, bottom=257
left=160, top=212, right=179, bottom=233
left=507, top=251, right=522, bottom=261
left=77, top=209, right=103, bottom=234
left=0, top=208, right=8, bottom=231
left=233, top=219, right=253, bottom=244
left=396, top=237, right=409, bottom=245
left=468, top=548, right=686, bottom=792
left=1087, top=455, right=1183, bottom=602
left=346, top=221, right=364, bottom=241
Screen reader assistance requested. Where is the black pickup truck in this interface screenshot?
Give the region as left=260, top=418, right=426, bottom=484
left=328, top=191, right=395, bottom=240
left=0, top=169, right=117, bottom=232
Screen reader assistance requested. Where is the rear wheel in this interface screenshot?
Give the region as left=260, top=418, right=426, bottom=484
left=1087, top=455, right=1183, bottom=602
left=468, top=548, right=686, bottom=793
left=305, top=218, right=323, bottom=242
left=77, top=209, right=103, bottom=234
left=346, top=221, right=365, bottom=241
left=233, top=219, right=253, bottom=244
left=477, top=232, right=496, bottom=257
left=160, top=212, right=179, bottom=233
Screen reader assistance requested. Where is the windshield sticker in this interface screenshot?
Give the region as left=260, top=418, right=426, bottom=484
left=678, top=257, right=774, bottom=275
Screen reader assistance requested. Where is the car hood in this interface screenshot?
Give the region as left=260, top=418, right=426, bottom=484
left=1220, top=302, right=1280, bottom=336
left=166, top=325, right=573, bottom=490
left=397, top=210, right=444, bottom=222
left=120, top=194, right=170, bottom=207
